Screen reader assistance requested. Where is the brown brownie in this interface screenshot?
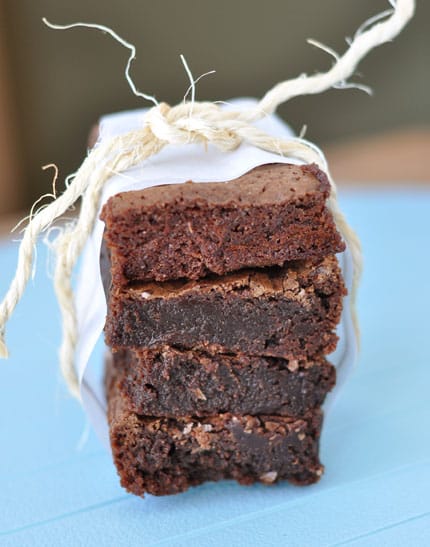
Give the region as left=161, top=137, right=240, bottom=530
left=100, top=163, right=345, bottom=285
left=107, top=376, right=324, bottom=497
left=104, top=255, right=345, bottom=360
left=106, top=347, right=336, bottom=417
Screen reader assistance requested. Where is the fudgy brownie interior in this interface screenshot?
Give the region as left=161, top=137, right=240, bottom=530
left=106, top=347, right=336, bottom=417
left=101, top=163, right=345, bottom=285
left=107, top=370, right=324, bottom=497
left=101, top=160, right=346, bottom=497
left=104, top=255, right=345, bottom=360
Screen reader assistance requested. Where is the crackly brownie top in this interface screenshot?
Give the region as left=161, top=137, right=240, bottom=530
left=125, top=255, right=341, bottom=304
left=104, top=163, right=330, bottom=216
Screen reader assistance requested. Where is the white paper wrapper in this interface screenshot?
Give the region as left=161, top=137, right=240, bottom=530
left=75, top=98, right=357, bottom=448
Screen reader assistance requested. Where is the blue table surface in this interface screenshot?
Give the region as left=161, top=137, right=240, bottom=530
left=0, top=188, right=429, bottom=546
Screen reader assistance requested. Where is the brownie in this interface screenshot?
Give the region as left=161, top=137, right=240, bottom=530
left=107, top=377, right=324, bottom=497
left=104, top=255, right=345, bottom=360
left=100, top=163, right=345, bottom=285
left=106, top=347, right=336, bottom=417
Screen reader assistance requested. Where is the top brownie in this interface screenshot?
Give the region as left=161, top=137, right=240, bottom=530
left=101, top=163, right=345, bottom=285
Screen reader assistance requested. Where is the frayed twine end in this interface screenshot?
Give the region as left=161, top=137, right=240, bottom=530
left=0, top=337, right=9, bottom=359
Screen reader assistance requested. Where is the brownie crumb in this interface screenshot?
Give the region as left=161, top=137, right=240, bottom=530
left=100, top=163, right=345, bottom=285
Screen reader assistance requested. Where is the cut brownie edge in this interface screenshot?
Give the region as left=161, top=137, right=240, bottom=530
left=107, top=380, right=324, bottom=497
left=101, top=163, right=345, bottom=285
left=106, top=347, right=336, bottom=417
left=104, top=255, right=346, bottom=360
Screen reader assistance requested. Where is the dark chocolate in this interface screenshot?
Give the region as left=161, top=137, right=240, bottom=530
left=108, top=377, right=324, bottom=497
left=106, top=347, right=336, bottom=417
left=104, top=255, right=345, bottom=360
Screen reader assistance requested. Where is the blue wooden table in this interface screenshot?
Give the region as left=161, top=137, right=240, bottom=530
left=0, top=188, right=429, bottom=546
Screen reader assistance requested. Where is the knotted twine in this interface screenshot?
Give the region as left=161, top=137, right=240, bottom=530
left=0, top=0, right=415, bottom=399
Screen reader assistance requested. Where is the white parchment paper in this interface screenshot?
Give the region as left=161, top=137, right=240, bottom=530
left=74, top=98, right=357, bottom=448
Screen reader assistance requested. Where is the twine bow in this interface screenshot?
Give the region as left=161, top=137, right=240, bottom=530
left=0, top=0, right=415, bottom=399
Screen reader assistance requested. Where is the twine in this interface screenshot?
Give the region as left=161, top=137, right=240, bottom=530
left=0, top=0, right=414, bottom=400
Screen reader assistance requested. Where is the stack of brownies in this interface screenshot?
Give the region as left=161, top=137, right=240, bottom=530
left=101, top=162, right=346, bottom=497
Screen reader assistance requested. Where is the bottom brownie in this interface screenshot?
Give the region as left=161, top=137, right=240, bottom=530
left=108, top=379, right=324, bottom=497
